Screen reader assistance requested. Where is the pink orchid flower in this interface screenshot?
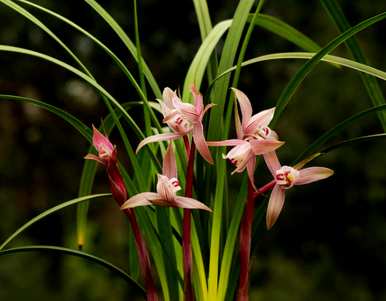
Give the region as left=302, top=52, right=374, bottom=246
left=121, top=144, right=211, bottom=211
left=136, top=86, right=214, bottom=163
left=84, top=126, right=127, bottom=205
left=264, top=151, right=334, bottom=229
left=84, top=125, right=117, bottom=166
left=208, top=88, right=284, bottom=186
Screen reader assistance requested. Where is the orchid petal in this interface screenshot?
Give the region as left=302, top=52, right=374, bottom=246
left=162, top=87, right=176, bottom=109
left=235, top=110, right=244, bottom=139
left=266, top=185, right=286, bottom=229
left=192, top=123, right=213, bottom=164
left=92, top=125, right=114, bottom=155
left=121, top=192, right=160, bottom=209
left=163, top=144, right=177, bottom=178
left=207, top=139, right=245, bottom=147
left=201, top=104, right=216, bottom=120
left=136, top=132, right=181, bottom=153
left=232, top=88, right=252, bottom=126
left=244, top=108, right=275, bottom=135
left=246, top=157, right=257, bottom=190
left=190, top=84, right=204, bottom=113
left=156, top=174, right=176, bottom=201
left=263, top=151, right=282, bottom=177
left=249, top=139, right=284, bottom=155
left=162, top=109, right=179, bottom=123
left=84, top=153, right=105, bottom=165
left=174, top=196, right=212, bottom=211
left=172, top=96, right=198, bottom=121
left=295, top=167, right=334, bottom=185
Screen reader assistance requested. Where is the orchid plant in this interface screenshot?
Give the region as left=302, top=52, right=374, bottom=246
left=0, top=0, right=385, bottom=301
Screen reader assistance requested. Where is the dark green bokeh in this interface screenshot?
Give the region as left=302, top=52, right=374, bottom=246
left=0, top=0, right=385, bottom=300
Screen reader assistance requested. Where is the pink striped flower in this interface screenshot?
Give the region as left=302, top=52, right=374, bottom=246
left=264, top=151, right=334, bottom=229
left=208, top=88, right=284, bottom=187
left=84, top=126, right=127, bottom=205
left=84, top=125, right=117, bottom=166
left=122, top=144, right=211, bottom=211
left=136, top=86, right=214, bottom=163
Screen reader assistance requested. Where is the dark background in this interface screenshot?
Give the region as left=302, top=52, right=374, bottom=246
left=0, top=0, right=386, bottom=300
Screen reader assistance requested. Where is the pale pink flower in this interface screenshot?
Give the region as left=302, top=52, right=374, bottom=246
left=136, top=86, right=214, bottom=163
left=121, top=144, right=211, bottom=211
left=208, top=88, right=284, bottom=186
left=264, top=151, right=334, bottom=229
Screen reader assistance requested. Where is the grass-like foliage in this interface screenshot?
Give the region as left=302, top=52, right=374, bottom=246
left=0, top=0, right=385, bottom=300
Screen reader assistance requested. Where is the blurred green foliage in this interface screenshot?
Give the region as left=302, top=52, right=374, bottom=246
left=0, top=0, right=385, bottom=300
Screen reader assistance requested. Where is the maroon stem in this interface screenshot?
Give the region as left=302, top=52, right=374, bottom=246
left=237, top=179, right=276, bottom=301
left=107, top=163, right=159, bottom=301
left=183, top=138, right=195, bottom=301
left=125, top=209, right=159, bottom=301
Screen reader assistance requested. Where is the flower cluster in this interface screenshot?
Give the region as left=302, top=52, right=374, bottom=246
left=87, top=86, right=333, bottom=229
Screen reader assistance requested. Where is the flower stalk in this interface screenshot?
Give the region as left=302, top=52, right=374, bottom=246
left=85, top=126, right=159, bottom=301
left=237, top=179, right=276, bottom=301
left=183, top=139, right=195, bottom=301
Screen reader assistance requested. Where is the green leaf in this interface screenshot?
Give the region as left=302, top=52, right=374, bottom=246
left=207, top=2, right=255, bottom=300
left=0, top=194, right=110, bottom=250
left=217, top=176, right=248, bottom=301
left=15, top=0, right=158, bottom=126
left=213, top=52, right=386, bottom=84
left=296, top=104, right=386, bottom=162
left=0, top=245, right=144, bottom=293
left=320, top=0, right=386, bottom=130
left=183, top=20, right=232, bottom=100
left=254, top=13, right=321, bottom=52
left=321, top=133, right=386, bottom=154
left=84, top=0, right=161, bottom=99
left=271, top=11, right=386, bottom=127
left=0, top=94, right=91, bottom=141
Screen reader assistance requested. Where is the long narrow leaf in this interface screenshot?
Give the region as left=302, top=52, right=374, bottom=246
left=0, top=245, right=144, bottom=293
left=271, top=12, right=386, bottom=127
left=321, top=133, right=386, bottom=153
left=0, top=94, right=91, bottom=141
left=0, top=194, right=110, bottom=250
left=296, top=104, right=386, bottom=162
left=320, top=0, right=386, bottom=130
left=213, top=52, right=386, bottom=85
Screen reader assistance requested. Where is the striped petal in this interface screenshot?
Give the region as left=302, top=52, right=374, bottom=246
left=249, top=139, right=284, bottom=155
left=84, top=153, right=104, bottom=165
left=92, top=125, right=114, bottom=156
left=295, top=167, right=334, bottom=185
left=190, top=84, right=204, bottom=113
left=172, top=96, right=199, bottom=121
left=174, top=196, right=212, bottom=211
left=136, top=132, right=181, bottom=153
left=162, top=87, right=176, bottom=109
left=266, top=185, right=286, bottom=229
left=232, top=88, right=252, bottom=126
left=163, top=143, right=177, bottom=178
left=244, top=107, right=275, bottom=135
left=263, top=151, right=282, bottom=177
left=207, top=139, right=245, bottom=147
left=193, top=123, right=213, bottom=164
left=246, top=156, right=257, bottom=190
left=121, top=192, right=160, bottom=209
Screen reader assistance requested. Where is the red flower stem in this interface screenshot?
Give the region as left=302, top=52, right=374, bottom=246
left=107, top=163, right=159, bottom=301
left=183, top=138, right=195, bottom=301
left=237, top=179, right=276, bottom=301
left=183, top=135, right=191, bottom=157
left=125, top=209, right=159, bottom=301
